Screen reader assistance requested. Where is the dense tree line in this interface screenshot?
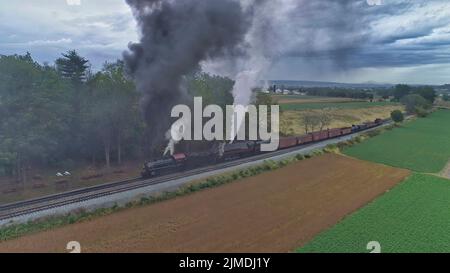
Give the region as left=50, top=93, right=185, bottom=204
left=379, top=84, right=436, bottom=116
left=377, top=84, right=437, bottom=103
left=0, top=52, right=234, bottom=182
left=305, top=88, right=374, bottom=100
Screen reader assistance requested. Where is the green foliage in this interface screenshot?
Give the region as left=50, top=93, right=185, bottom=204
left=55, top=50, right=89, bottom=83
left=385, top=84, right=436, bottom=104
left=401, top=94, right=432, bottom=115
left=390, top=110, right=404, bottom=123
left=280, top=101, right=397, bottom=111
left=255, top=92, right=278, bottom=106
left=86, top=61, right=140, bottom=167
left=0, top=53, right=145, bottom=179
left=0, top=53, right=72, bottom=178
left=298, top=174, right=450, bottom=253
left=415, top=86, right=437, bottom=103
left=305, top=87, right=374, bottom=100
left=186, top=72, right=234, bottom=107
left=0, top=206, right=119, bottom=242
left=393, top=84, right=412, bottom=101
left=0, top=52, right=238, bottom=180
left=344, top=110, right=450, bottom=173
left=365, top=129, right=381, bottom=138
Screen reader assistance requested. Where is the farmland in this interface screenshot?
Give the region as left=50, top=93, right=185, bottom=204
left=274, top=94, right=403, bottom=136
left=280, top=101, right=398, bottom=111
left=298, top=174, right=450, bottom=253
left=0, top=154, right=409, bottom=253
left=344, top=110, right=450, bottom=173
left=280, top=105, right=403, bottom=136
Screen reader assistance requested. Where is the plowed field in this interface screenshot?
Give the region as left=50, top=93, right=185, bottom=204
left=0, top=154, right=410, bottom=253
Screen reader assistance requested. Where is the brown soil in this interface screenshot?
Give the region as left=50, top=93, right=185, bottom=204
left=0, top=154, right=410, bottom=253
left=0, top=161, right=141, bottom=205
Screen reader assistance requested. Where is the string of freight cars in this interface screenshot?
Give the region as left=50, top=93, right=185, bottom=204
left=142, top=118, right=384, bottom=178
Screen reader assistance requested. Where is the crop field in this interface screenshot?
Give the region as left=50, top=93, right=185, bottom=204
left=298, top=174, right=450, bottom=253
left=0, top=154, right=409, bottom=253
left=344, top=110, right=450, bottom=173
left=280, top=101, right=398, bottom=111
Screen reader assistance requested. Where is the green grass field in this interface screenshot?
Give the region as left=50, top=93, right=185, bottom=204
left=298, top=173, right=450, bottom=253
left=280, top=101, right=397, bottom=111
left=344, top=110, right=450, bottom=173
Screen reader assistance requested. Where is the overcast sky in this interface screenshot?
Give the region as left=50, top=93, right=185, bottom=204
left=1, top=0, right=450, bottom=85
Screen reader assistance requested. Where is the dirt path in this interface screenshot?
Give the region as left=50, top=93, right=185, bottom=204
left=0, top=154, right=410, bottom=253
left=441, top=160, right=450, bottom=179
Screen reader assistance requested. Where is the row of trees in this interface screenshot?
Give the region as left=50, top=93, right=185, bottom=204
left=378, top=84, right=436, bottom=116
left=305, top=88, right=374, bottom=100
left=394, top=85, right=435, bottom=116
left=302, top=111, right=331, bottom=134
left=0, top=52, right=142, bottom=181
left=0, top=52, right=235, bottom=182
left=376, top=84, right=437, bottom=103
left=392, top=84, right=437, bottom=103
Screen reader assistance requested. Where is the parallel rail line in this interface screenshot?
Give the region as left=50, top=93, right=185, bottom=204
left=0, top=123, right=389, bottom=221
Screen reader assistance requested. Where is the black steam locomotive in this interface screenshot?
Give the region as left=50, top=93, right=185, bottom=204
left=141, top=118, right=384, bottom=178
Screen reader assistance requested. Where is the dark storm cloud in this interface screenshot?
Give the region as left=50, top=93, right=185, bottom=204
left=271, top=0, right=450, bottom=69
left=356, top=0, right=450, bottom=68
left=3, top=0, right=450, bottom=85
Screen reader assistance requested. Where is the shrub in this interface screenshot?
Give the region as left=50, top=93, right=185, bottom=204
left=401, top=94, right=431, bottom=115
left=391, top=110, right=404, bottom=123
left=354, top=136, right=363, bottom=143
left=366, top=130, right=380, bottom=138
left=416, top=107, right=429, bottom=118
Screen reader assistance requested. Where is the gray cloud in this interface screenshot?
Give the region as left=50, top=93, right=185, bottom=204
left=1, top=0, right=450, bottom=84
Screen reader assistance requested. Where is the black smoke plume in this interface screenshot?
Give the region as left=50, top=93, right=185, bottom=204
left=123, top=0, right=249, bottom=154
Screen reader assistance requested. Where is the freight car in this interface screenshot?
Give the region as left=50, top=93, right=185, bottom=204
left=142, top=118, right=385, bottom=178
left=298, top=134, right=313, bottom=145
left=278, top=137, right=299, bottom=149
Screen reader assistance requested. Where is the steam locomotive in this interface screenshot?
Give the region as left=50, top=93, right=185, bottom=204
left=141, top=118, right=384, bottom=178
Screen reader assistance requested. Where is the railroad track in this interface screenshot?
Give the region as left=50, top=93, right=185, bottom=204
left=0, top=123, right=390, bottom=221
